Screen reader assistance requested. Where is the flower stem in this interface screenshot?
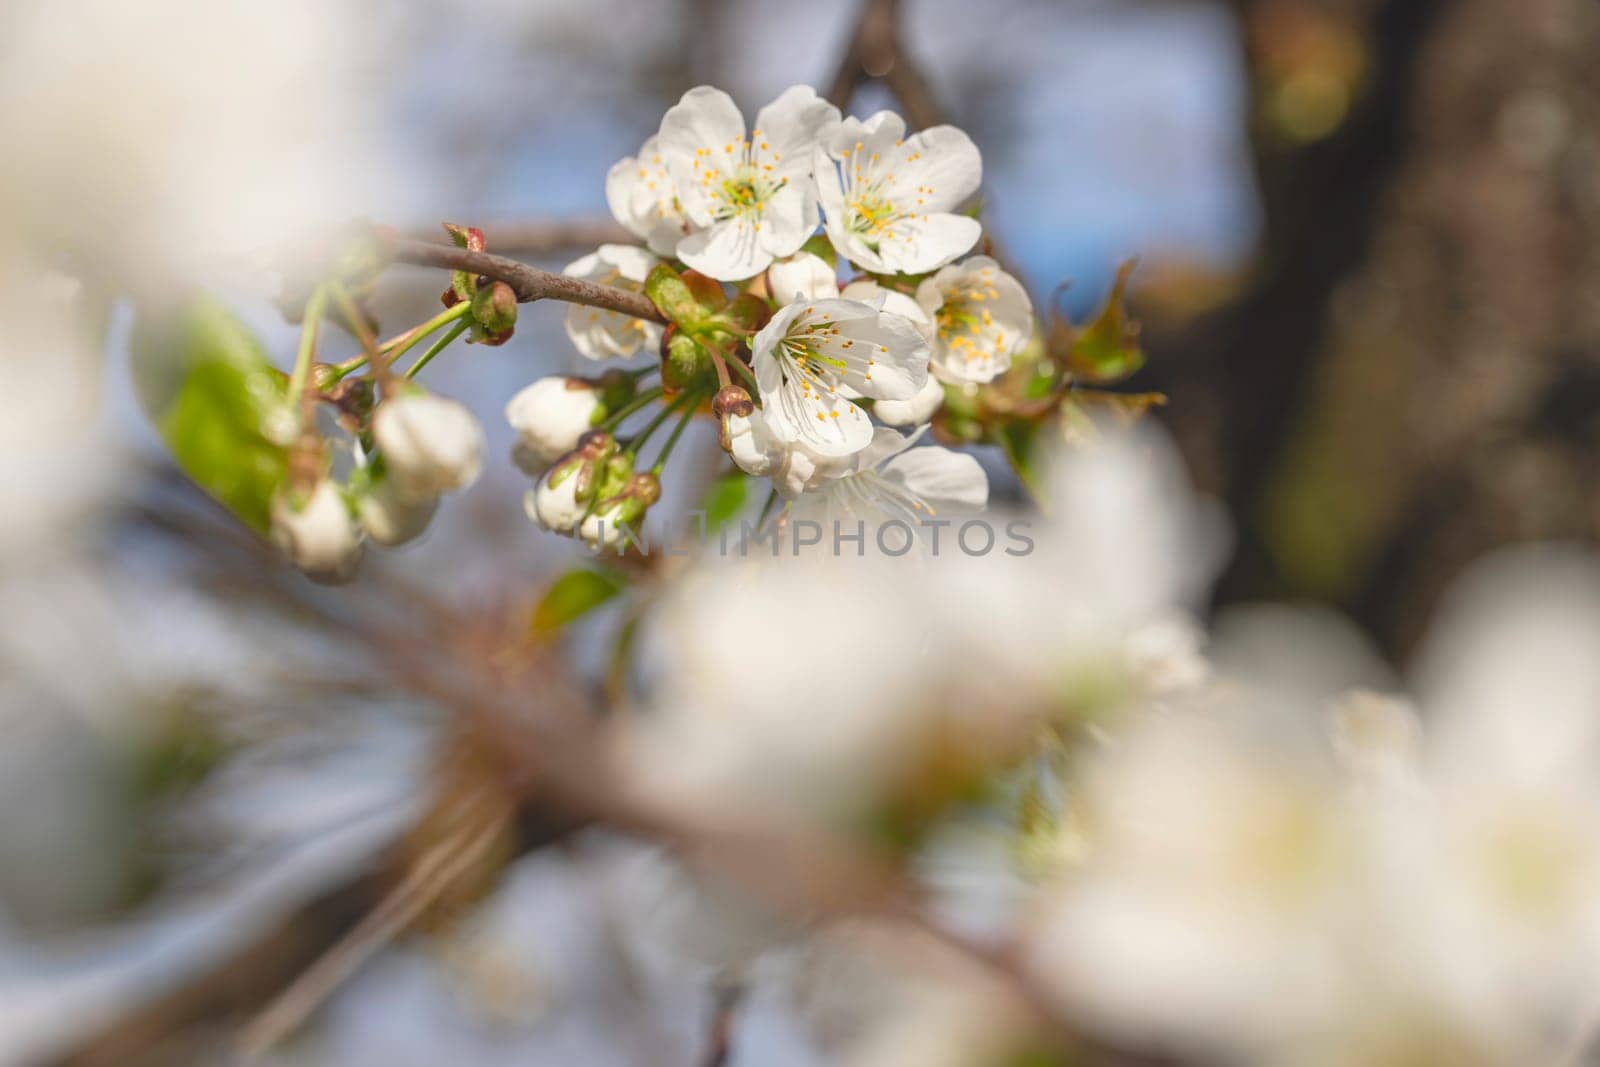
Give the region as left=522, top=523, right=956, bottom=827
left=336, top=302, right=472, bottom=380
left=624, top=391, right=695, bottom=459
left=724, top=356, right=759, bottom=392
left=404, top=319, right=469, bottom=380
left=650, top=395, right=701, bottom=476
left=288, top=286, right=329, bottom=420
left=601, top=385, right=665, bottom=431
left=756, top=486, right=779, bottom=529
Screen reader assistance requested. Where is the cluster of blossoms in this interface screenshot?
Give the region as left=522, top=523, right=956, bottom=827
left=508, top=85, right=1038, bottom=549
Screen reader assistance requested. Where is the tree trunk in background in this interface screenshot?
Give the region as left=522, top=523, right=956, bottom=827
left=1157, top=0, right=1600, bottom=660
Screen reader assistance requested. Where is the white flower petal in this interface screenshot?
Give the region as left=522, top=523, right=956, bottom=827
left=677, top=215, right=768, bottom=281
left=751, top=85, right=840, bottom=184
left=881, top=446, right=988, bottom=516
left=659, top=86, right=747, bottom=227
left=873, top=376, right=944, bottom=427
left=755, top=181, right=817, bottom=260
left=605, top=136, right=687, bottom=257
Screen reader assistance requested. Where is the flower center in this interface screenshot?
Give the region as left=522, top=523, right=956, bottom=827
left=847, top=190, right=897, bottom=242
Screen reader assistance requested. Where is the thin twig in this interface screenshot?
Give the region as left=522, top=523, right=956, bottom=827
left=390, top=239, right=666, bottom=324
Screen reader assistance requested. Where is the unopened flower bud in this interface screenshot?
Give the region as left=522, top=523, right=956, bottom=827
left=711, top=385, right=755, bottom=452
left=357, top=472, right=439, bottom=547
left=470, top=280, right=518, bottom=344
left=271, top=480, right=363, bottom=584
left=579, top=472, right=662, bottom=550
left=372, top=392, right=484, bottom=500
left=526, top=430, right=616, bottom=534
left=505, top=376, right=608, bottom=469
left=873, top=376, right=944, bottom=427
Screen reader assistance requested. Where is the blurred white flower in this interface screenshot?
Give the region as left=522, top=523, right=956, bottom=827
left=0, top=266, right=109, bottom=560
left=357, top=473, right=439, bottom=548
left=270, top=480, right=363, bottom=584
left=815, top=111, right=983, bottom=275
left=0, top=0, right=382, bottom=291
left=372, top=393, right=485, bottom=501
left=562, top=245, right=664, bottom=359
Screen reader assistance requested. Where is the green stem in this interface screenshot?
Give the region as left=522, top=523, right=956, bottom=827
left=624, top=391, right=694, bottom=459
left=288, top=286, right=329, bottom=416
left=724, top=356, right=759, bottom=392
left=333, top=301, right=473, bottom=381
left=600, top=385, right=665, bottom=431
left=650, top=395, right=701, bottom=475
left=756, top=486, right=780, bottom=529
left=404, top=319, right=470, bottom=380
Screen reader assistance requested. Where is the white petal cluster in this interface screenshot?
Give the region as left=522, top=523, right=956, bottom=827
left=598, top=86, right=1036, bottom=521
left=371, top=392, right=485, bottom=500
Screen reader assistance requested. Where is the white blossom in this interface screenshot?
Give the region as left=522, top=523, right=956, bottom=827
left=605, top=135, right=689, bottom=257
left=657, top=85, right=840, bottom=281
left=786, top=426, right=986, bottom=528
left=561, top=245, right=663, bottom=359
left=815, top=110, right=982, bottom=275
left=915, top=256, right=1032, bottom=384
left=750, top=297, right=929, bottom=458
left=270, top=481, right=363, bottom=583
left=371, top=393, right=485, bottom=501
left=871, top=376, right=944, bottom=427
left=722, top=406, right=847, bottom=499
left=505, top=377, right=606, bottom=469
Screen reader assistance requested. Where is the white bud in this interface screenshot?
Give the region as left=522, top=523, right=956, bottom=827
left=357, top=474, right=439, bottom=547
left=372, top=393, right=484, bottom=500
left=872, top=376, right=944, bottom=427
left=271, top=481, right=363, bottom=583
left=505, top=377, right=604, bottom=468
left=767, top=251, right=839, bottom=302
left=527, top=464, right=589, bottom=534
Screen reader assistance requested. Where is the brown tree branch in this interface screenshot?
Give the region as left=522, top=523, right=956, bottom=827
left=408, top=219, right=635, bottom=258
left=389, top=239, right=667, bottom=325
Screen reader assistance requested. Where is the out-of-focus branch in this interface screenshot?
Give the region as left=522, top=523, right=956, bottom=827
left=408, top=218, right=635, bottom=257
left=390, top=238, right=666, bottom=324
left=826, top=0, right=1020, bottom=279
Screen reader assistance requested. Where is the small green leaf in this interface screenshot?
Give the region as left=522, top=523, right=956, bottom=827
left=700, top=470, right=749, bottom=532
left=995, top=418, right=1046, bottom=502
left=1065, top=260, right=1144, bottom=385
left=130, top=297, right=291, bottom=534
left=531, top=568, right=625, bottom=635
left=800, top=234, right=837, bottom=267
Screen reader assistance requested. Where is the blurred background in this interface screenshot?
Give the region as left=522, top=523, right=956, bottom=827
left=1, top=0, right=1598, bottom=1063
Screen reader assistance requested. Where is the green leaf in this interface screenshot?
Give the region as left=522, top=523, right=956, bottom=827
left=1065, top=259, right=1145, bottom=385
left=531, top=568, right=625, bottom=635
left=700, top=469, right=749, bottom=532
left=130, top=297, right=290, bottom=534
left=799, top=234, right=837, bottom=267
left=995, top=418, right=1046, bottom=502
